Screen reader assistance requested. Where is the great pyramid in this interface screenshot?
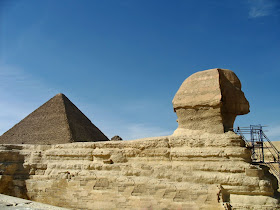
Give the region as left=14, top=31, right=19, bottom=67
left=0, top=93, right=109, bottom=144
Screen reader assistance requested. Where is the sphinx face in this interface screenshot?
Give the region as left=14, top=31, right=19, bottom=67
left=219, top=69, right=250, bottom=116
left=218, top=69, right=250, bottom=132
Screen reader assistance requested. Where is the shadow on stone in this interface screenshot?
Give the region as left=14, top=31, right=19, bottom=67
left=0, top=145, right=30, bottom=200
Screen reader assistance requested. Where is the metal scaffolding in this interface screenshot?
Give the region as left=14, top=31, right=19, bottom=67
left=234, top=125, right=280, bottom=180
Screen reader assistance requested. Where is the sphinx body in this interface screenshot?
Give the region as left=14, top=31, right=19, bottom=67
left=0, top=68, right=279, bottom=210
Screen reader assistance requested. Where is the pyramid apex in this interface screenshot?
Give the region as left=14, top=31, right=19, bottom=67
left=0, top=94, right=109, bottom=144
left=56, top=93, right=65, bottom=97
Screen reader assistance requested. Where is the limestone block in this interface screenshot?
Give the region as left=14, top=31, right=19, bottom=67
left=245, top=167, right=264, bottom=178
left=110, top=152, right=127, bottom=163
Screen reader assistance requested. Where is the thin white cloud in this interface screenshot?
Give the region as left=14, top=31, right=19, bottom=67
left=248, top=0, right=279, bottom=18
left=0, top=63, right=60, bottom=93
left=0, top=63, right=57, bottom=135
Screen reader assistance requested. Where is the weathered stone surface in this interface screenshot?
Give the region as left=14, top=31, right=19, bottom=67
left=0, top=69, right=279, bottom=209
left=0, top=133, right=279, bottom=209
left=172, top=68, right=249, bottom=134
left=0, top=93, right=109, bottom=144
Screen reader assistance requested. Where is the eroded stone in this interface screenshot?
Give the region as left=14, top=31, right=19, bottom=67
left=172, top=68, right=249, bottom=134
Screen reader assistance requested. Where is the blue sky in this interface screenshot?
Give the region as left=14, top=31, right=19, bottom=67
left=0, top=0, right=280, bottom=140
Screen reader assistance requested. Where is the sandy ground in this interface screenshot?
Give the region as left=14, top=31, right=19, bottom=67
left=271, top=141, right=280, bottom=149
left=0, top=194, right=69, bottom=210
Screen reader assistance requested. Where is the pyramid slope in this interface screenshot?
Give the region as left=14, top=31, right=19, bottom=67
left=0, top=94, right=108, bottom=144
left=62, top=94, right=108, bottom=142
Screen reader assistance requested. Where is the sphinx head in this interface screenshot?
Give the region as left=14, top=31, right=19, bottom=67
left=172, top=68, right=249, bottom=134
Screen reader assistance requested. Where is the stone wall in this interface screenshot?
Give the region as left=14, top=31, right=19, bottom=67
left=1, top=68, right=279, bottom=209
left=1, top=132, right=279, bottom=209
